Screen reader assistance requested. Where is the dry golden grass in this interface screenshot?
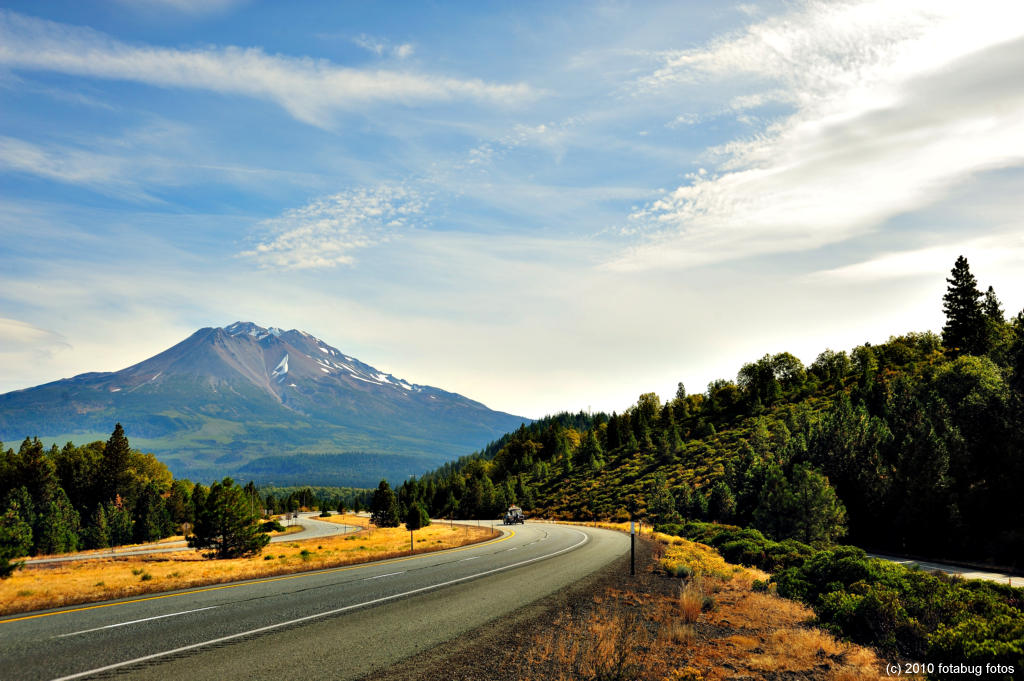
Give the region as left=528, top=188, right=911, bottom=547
left=694, top=574, right=886, bottom=680
left=525, top=607, right=662, bottom=681
left=518, top=530, right=887, bottom=681
left=678, top=576, right=705, bottom=623
left=0, top=517, right=496, bottom=617
left=315, top=513, right=369, bottom=528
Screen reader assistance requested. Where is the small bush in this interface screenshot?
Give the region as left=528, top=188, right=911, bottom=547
left=140, top=572, right=152, bottom=581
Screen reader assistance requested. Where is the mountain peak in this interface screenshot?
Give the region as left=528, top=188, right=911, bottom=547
left=0, top=323, right=530, bottom=486
left=223, top=321, right=285, bottom=340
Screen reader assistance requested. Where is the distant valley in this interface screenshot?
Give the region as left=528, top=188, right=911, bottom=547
left=0, top=322, right=529, bottom=486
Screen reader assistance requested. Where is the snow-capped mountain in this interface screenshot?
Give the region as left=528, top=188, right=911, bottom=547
left=0, top=323, right=529, bottom=485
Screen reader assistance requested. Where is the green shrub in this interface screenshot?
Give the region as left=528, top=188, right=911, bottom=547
left=659, top=520, right=1024, bottom=672
left=260, top=520, right=286, bottom=533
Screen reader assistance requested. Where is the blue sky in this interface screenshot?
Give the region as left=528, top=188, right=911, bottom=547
left=2, top=0, right=1024, bottom=418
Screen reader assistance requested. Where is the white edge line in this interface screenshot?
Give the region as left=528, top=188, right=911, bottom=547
left=55, top=607, right=219, bottom=639
left=49, top=529, right=589, bottom=681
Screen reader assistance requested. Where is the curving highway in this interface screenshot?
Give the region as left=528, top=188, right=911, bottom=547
left=0, top=523, right=629, bottom=681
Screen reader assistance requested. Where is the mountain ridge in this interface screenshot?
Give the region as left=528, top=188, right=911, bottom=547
left=0, top=322, right=529, bottom=486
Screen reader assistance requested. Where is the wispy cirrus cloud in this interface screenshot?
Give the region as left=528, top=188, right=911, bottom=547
left=808, top=233, right=1024, bottom=283
left=0, top=135, right=126, bottom=186
left=352, top=34, right=415, bottom=59
left=0, top=10, right=530, bottom=129
left=0, top=318, right=71, bottom=359
left=612, top=0, right=1024, bottom=271
left=240, top=185, right=429, bottom=270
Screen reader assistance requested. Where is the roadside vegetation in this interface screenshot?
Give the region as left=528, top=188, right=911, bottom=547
left=0, top=514, right=495, bottom=617
left=658, top=520, right=1023, bottom=679
left=516, top=529, right=884, bottom=681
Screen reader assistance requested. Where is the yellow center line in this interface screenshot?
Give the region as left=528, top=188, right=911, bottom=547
left=0, top=528, right=514, bottom=624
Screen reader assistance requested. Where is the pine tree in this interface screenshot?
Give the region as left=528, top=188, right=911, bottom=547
left=369, top=480, right=400, bottom=527
left=673, top=481, right=694, bottom=518
left=188, top=478, right=269, bottom=559
left=1010, top=310, right=1024, bottom=394
left=84, top=504, right=110, bottom=549
left=708, top=481, right=737, bottom=522
left=105, top=498, right=134, bottom=546
left=983, top=285, right=1005, bottom=321
left=981, top=285, right=1009, bottom=356
left=35, top=487, right=81, bottom=555
left=16, top=437, right=58, bottom=511
left=100, top=423, right=134, bottom=503
left=645, top=474, right=681, bottom=527
left=405, top=502, right=430, bottom=532
left=0, top=498, right=33, bottom=577
left=133, top=482, right=173, bottom=543
left=942, top=256, right=986, bottom=356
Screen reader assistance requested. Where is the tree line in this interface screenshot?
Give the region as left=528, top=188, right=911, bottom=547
left=390, top=257, right=1024, bottom=566
left=0, top=424, right=271, bottom=574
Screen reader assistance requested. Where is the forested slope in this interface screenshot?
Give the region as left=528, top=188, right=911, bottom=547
left=396, top=258, right=1024, bottom=567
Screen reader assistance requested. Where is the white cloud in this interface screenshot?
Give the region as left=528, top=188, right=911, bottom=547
left=240, top=185, right=429, bottom=270
left=353, top=35, right=416, bottom=60
left=0, top=11, right=530, bottom=128
left=0, top=135, right=125, bottom=186
left=0, top=318, right=69, bottom=349
left=614, top=1, right=1024, bottom=271
left=0, top=318, right=72, bottom=377
left=809, top=235, right=1024, bottom=284
left=353, top=34, right=387, bottom=56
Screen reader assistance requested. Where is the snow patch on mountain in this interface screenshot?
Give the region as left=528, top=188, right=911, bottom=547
left=272, top=354, right=289, bottom=383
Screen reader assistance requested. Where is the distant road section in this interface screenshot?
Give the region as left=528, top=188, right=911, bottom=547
left=22, top=513, right=358, bottom=565
left=1, top=523, right=629, bottom=681
left=869, top=552, right=1020, bottom=586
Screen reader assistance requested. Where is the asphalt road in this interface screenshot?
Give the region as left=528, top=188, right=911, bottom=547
left=23, top=514, right=359, bottom=565
left=868, top=552, right=1020, bottom=586
left=0, top=523, right=629, bottom=681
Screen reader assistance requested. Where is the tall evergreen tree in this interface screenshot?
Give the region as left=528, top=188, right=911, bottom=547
left=133, top=482, right=173, bottom=543
left=644, top=474, right=680, bottom=526
left=105, top=498, right=134, bottom=546
left=708, top=481, right=737, bottom=522
left=16, top=437, right=58, bottom=511
left=35, top=487, right=81, bottom=555
left=100, top=424, right=134, bottom=504
left=942, top=256, right=986, bottom=356
left=188, top=478, right=269, bottom=559
left=83, top=504, right=110, bottom=550
left=370, top=480, right=400, bottom=527
left=0, top=498, right=33, bottom=577
left=1010, top=310, right=1024, bottom=394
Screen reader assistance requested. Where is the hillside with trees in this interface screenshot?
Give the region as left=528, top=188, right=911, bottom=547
left=398, top=257, right=1024, bottom=568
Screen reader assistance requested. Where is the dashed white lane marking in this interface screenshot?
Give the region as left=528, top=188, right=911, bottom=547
left=56, top=607, right=218, bottom=638
left=361, top=571, right=405, bottom=581
left=49, top=529, right=590, bottom=681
